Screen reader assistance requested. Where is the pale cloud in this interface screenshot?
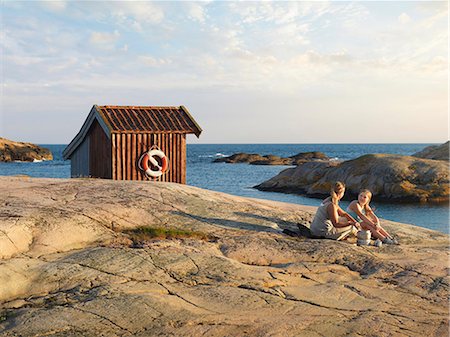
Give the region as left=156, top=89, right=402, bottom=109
left=225, top=47, right=255, bottom=61
left=47, top=57, right=79, bottom=73
left=5, top=55, right=43, bottom=67
left=39, top=0, right=67, bottom=13
left=421, top=56, right=447, bottom=73
left=231, top=1, right=329, bottom=25
left=138, top=56, right=172, bottom=67
left=109, top=1, right=164, bottom=28
left=82, top=57, right=102, bottom=70
left=419, top=7, right=447, bottom=29
left=65, top=1, right=166, bottom=33
left=187, top=2, right=208, bottom=23
left=339, top=2, right=370, bottom=29
left=291, top=50, right=352, bottom=67
left=398, top=13, right=412, bottom=25
left=89, top=30, right=120, bottom=50
left=266, top=22, right=310, bottom=48
left=0, top=29, right=21, bottom=54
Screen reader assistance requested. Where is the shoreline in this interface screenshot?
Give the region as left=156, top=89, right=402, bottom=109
left=1, top=143, right=449, bottom=233
left=254, top=184, right=450, bottom=204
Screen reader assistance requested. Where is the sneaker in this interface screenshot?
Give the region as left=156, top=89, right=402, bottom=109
left=382, top=237, right=395, bottom=244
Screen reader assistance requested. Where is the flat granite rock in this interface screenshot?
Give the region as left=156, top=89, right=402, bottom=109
left=0, top=177, right=448, bottom=336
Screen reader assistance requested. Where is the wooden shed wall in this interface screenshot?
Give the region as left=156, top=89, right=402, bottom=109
left=70, top=136, right=89, bottom=177
left=111, top=133, right=186, bottom=183
left=89, top=120, right=112, bottom=179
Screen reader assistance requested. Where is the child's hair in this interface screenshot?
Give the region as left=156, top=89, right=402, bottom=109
left=359, top=189, right=372, bottom=212
left=331, top=181, right=345, bottom=205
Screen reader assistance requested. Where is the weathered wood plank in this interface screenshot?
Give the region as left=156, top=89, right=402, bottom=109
left=181, top=134, right=186, bottom=184
left=116, top=133, right=122, bottom=180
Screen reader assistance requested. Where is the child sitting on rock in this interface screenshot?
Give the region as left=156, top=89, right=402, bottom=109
left=310, top=181, right=361, bottom=240
left=347, top=189, right=398, bottom=244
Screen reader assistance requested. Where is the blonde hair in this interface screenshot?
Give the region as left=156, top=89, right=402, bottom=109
left=331, top=181, right=345, bottom=205
left=359, top=189, right=372, bottom=212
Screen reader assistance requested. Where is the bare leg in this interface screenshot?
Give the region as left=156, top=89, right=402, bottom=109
left=377, top=225, right=391, bottom=239
left=360, top=221, right=386, bottom=240
left=367, top=215, right=392, bottom=238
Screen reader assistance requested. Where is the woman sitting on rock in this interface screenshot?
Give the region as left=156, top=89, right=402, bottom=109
left=347, top=190, right=397, bottom=244
left=310, top=181, right=360, bottom=240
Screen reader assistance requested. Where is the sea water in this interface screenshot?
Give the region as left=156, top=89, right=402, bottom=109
left=0, top=143, right=448, bottom=233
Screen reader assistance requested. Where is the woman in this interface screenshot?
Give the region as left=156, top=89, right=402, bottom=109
left=347, top=189, right=397, bottom=244
left=310, top=181, right=360, bottom=240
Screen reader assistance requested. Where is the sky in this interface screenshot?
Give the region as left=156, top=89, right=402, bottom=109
left=1, top=0, right=448, bottom=144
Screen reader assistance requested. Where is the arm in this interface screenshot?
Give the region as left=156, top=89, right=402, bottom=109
left=348, top=202, right=376, bottom=227
left=366, top=206, right=380, bottom=225
left=337, top=207, right=359, bottom=226
left=327, top=203, right=352, bottom=228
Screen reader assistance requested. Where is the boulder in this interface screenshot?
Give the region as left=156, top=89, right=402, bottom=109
left=255, top=154, right=449, bottom=203
left=214, top=151, right=329, bottom=166
left=250, top=155, right=293, bottom=165
left=0, top=177, right=448, bottom=336
left=213, top=153, right=265, bottom=163
left=290, top=151, right=329, bottom=163
left=0, top=137, right=53, bottom=162
left=413, top=141, right=449, bottom=161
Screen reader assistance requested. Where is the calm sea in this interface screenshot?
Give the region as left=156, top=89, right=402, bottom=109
left=1, top=143, right=448, bottom=233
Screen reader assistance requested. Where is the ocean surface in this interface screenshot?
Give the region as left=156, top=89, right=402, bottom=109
left=1, top=143, right=448, bottom=233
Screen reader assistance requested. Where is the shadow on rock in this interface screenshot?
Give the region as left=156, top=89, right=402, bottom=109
left=172, top=211, right=280, bottom=233
left=233, top=211, right=300, bottom=230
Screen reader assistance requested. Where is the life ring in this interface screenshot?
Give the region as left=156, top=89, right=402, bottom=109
left=138, top=149, right=169, bottom=178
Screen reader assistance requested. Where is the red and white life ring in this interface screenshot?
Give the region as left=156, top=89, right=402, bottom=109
left=138, top=149, right=169, bottom=178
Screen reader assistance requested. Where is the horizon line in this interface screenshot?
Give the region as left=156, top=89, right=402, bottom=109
left=35, top=141, right=446, bottom=146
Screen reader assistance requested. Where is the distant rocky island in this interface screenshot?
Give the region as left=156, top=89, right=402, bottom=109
left=213, top=151, right=329, bottom=165
left=255, top=142, right=449, bottom=203
left=0, top=137, right=53, bottom=162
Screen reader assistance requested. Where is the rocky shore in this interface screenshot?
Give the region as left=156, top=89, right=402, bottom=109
left=0, top=177, right=448, bottom=336
left=413, top=141, right=449, bottom=161
left=0, top=137, right=53, bottom=162
left=255, top=154, right=449, bottom=203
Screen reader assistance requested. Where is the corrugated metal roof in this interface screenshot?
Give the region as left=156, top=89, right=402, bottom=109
left=96, top=105, right=202, bottom=137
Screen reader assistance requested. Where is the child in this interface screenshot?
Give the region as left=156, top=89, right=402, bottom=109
left=347, top=189, right=398, bottom=244
left=310, top=181, right=361, bottom=240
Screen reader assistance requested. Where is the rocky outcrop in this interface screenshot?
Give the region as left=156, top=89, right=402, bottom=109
left=413, top=141, right=449, bottom=161
left=290, top=151, right=329, bottom=163
left=0, top=137, right=53, bottom=162
left=214, top=153, right=293, bottom=165
left=0, top=177, right=448, bottom=336
left=255, top=154, right=449, bottom=203
left=214, top=151, right=329, bottom=165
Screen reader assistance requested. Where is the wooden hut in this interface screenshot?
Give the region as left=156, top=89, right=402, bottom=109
left=62, top=105, right=202, bottom=183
